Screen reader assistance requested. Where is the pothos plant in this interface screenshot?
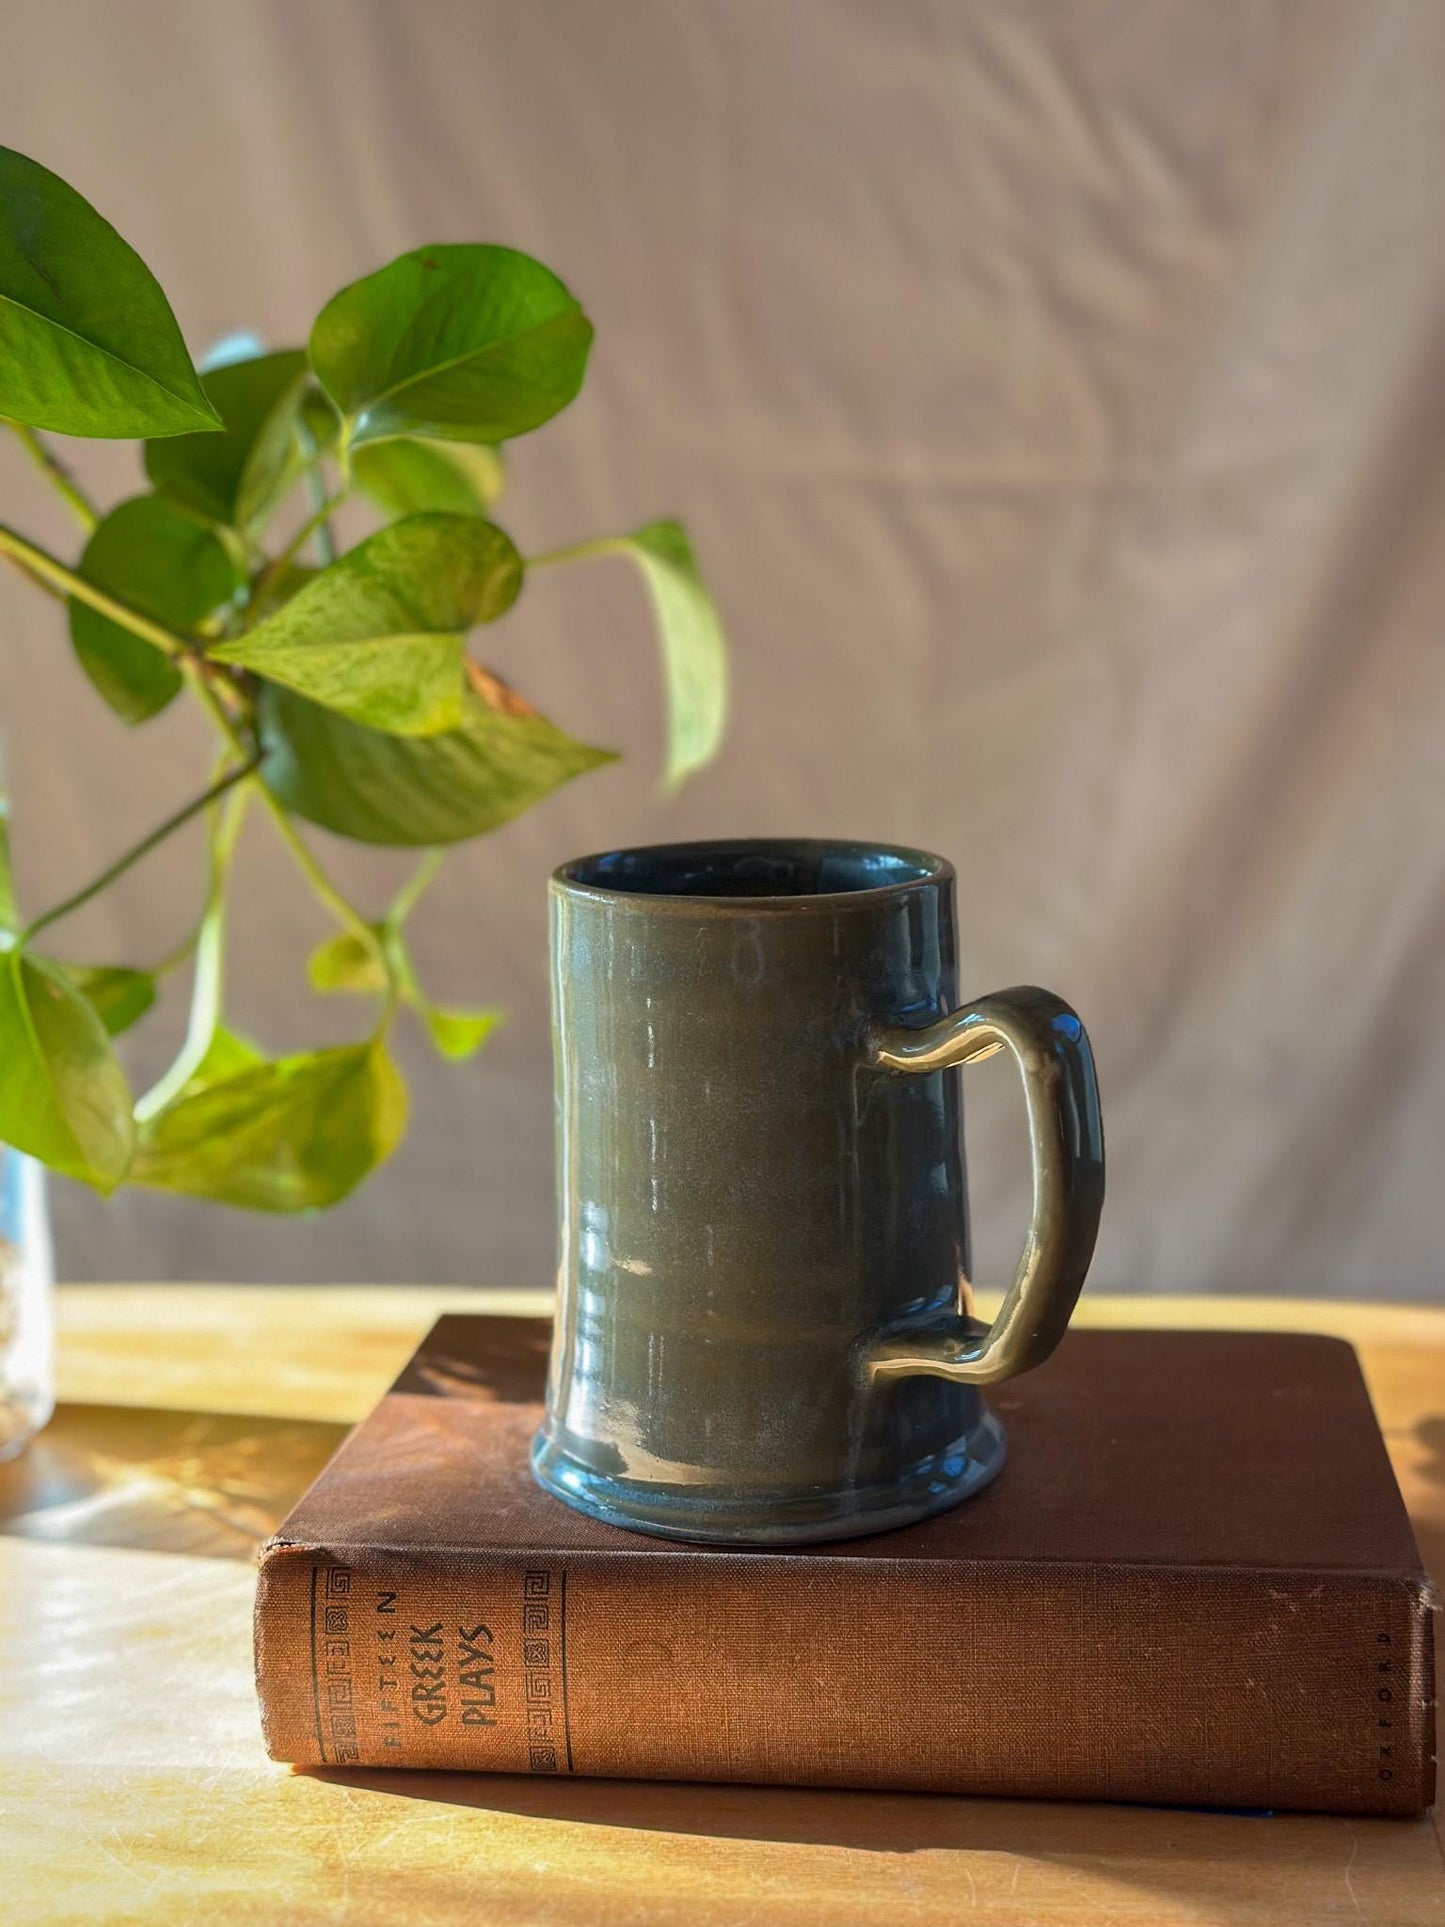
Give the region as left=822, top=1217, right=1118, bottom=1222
left=0, top=147, right=727, bottom=1211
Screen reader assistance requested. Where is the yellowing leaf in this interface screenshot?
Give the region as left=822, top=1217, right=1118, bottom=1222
left=259, top=680, right=614, bottom=846
left=419, top=1004, right=499, bottom=1061
left=308, top=928, right=387, bottom=995
left=212, top=514, right=521, bottom=736
left=622, top=521, right=729, bottom=788
left=134, top=1039, right=404, bottom=1212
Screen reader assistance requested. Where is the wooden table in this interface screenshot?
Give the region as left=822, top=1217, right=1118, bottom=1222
left=3, top=1287, right=1441, bottom=1926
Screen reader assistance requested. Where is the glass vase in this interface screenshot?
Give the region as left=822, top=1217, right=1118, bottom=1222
left=0, top=1146, right=55, bottom=1460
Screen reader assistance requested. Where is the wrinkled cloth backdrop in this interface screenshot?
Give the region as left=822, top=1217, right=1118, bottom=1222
left=1, top=0, right=1442, bottom=1299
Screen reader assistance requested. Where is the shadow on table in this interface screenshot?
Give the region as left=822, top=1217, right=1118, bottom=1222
left=304, top=1761, right=1438, bottom=1916
left=1415, top=1415, right=1445, bottom=1488
left=0, top=1402, right=346, bottom=1558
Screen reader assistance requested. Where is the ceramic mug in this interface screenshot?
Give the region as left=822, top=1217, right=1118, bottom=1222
left=532, top=839, right=1104, bottom=1544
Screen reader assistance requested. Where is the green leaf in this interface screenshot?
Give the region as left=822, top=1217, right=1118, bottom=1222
left=308, top=919, right=499, bottom=1062
left=310, top=244, right=592, bottom=448
left=180, top=1023, right=264, bottom=1098
left=309, top=927, right=386, bottom=995
left=0, top=949, right=134, bottom=1189
left=144, top=349, right=309, bottom=531
left=69, top=495, right=240, bottom=723
left=430, top=440, right=505, bottom=508
left=0, top=146, right=221, bottom=439
left=619, top=520, right=729, bottom=788
left=298, top=385, right=341, bottom=457
left=59, top=963, right=156, bottom=1038
left=133, top=1038, right=405, bottom=1212
left=246, top=559, right=317, bottom=625
left=0, top=794, right=16, bottom=932
left=259, top=677, right=615, bottom=846
left=211, top=513, right=522, bottom=737
left=352, top=438, right=500, bottom=519
left=418, top=1003, right=499, bottom=1062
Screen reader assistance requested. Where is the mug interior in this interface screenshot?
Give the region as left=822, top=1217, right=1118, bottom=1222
left=558, top=839, right=946, bottom=901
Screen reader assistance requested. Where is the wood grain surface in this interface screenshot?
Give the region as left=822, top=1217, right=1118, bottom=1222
left=2, top=1287, right=1441, bottom=1926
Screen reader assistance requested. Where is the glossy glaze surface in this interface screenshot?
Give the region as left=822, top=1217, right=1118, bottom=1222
left=534, top=839, right=1104, bottom=1543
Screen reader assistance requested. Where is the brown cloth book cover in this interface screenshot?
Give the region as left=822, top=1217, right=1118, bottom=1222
left=255, top=1319, right=1436, bottom=1815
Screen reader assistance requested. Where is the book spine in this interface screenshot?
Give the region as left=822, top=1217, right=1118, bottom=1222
left=254, top=1540, right=1435, bottom=1815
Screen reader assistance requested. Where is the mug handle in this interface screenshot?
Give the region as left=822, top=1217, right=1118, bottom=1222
left=863, top=985, right=1104, bottom=1386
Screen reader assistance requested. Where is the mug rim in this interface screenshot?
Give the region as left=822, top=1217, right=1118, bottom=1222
left=551, top=837, right=954, bottom=911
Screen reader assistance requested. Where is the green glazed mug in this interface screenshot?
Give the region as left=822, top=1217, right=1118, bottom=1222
left=533, top=839, right=1105, bottom=1545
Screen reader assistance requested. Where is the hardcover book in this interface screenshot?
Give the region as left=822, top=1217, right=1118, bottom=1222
left=255, top=1317, right=1436, bottom=1814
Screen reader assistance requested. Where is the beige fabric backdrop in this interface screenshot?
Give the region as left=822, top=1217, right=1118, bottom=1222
left=1, top=0, right=1443, bottom=1299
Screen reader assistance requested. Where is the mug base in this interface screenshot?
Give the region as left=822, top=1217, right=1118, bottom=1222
left=529, top=1409, right=1007, bottom=1546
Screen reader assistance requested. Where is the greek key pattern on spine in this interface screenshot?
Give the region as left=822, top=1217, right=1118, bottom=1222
left=314, top=1562, right=360, bottom=1764
left=520, top=1567, right=573, bottom=1773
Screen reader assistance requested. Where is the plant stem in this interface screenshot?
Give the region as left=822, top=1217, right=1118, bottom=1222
left=388, top=848, right=444, bottom=925
left=527, top=536, right=632, bottom=570
left=255, top=489, right=348, bottom=600
left=179, top=656, right=254, bottom=761
left=152, top=923, right=203, bottom=980
left=8, top=425, right=99, bottom=533
left=291, top=403, right=338, bottom=567
left=147, top=751, right=244, bottom=979
left=20, top=755, right=261, bottom=945
left=267, top=792, right=385, bottom=962
left=183, top=661, right=389, bottom=973
left=3, top=508, right=384, bottom=977
left=134, top=784, right=249, bottom=1122
left=3, top=553, right=68, bottom=605
left=300, top=462, right=338, bottom=567
left=0, top=524, right=190, bottom=658
left=0, top=495, right=386, bottom=976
